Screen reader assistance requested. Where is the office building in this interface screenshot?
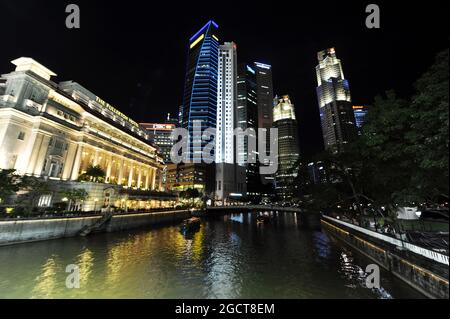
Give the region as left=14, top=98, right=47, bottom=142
left=273, top=95, right=300, bottom=200
left=316, top=48, right=357, bottom=151
left=181, top=20, right=219, bottom=162
left=352, top=105, right=369, bottom=135
left=236, top=63, right=260, bottom=198
left=215, top=42, right=246, bottom=202
left=253, top=62, right=274, bottom=184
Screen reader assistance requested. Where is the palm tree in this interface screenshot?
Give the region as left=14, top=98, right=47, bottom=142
left=79, top=165, right=106, bottom=183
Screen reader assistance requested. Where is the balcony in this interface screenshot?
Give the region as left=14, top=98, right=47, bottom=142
left=23, top=99, right=43, bottom=112
left=0, top=94, right=17, bottom=105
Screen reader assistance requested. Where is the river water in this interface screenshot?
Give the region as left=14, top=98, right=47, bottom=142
left=0, top=212, right=422, bottom=298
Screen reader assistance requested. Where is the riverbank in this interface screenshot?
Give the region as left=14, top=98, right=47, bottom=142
left=0, top=210, right=191, bottom=246
left=321, top=215, right=449, bottom=299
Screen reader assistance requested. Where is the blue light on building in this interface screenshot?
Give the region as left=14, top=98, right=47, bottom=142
left=182, top=20, right=220, bottom=162
left=352, top=105, right=369, bottom=135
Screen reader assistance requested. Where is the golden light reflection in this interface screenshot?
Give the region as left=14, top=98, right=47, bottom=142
left=77, top=249, right=94, bottom=288
left=31, top=257, right=58, bottom=298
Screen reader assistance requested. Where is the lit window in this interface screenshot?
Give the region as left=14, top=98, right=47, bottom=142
left=38, top=194, right=52, bottom=207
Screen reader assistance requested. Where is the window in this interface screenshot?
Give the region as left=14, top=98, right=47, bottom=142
left=38, top=194, right=52, bottom=207
left=17, top=132, right=25, bottom=140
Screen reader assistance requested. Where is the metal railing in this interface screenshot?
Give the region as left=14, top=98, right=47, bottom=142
left=322, top=215, right=449, bottom=265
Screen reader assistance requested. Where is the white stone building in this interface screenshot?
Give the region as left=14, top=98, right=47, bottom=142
left=0, top=57, right=167, bottom=211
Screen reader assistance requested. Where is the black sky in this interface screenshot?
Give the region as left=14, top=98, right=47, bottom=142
left=1, top=0, right=448, bottom=156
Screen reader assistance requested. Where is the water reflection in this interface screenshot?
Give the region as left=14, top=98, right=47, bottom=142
left=0, top=212, right=422, bottom=299
left=32, top=257, right=59, bottom=298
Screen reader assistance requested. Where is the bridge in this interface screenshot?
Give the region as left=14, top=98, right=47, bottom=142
left=206, top=205, right=302, bottom=213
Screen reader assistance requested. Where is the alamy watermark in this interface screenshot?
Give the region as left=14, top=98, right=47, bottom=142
left=170, top=120, right=279, bottom=174
left=365, top=4, right=380, bottom=29
left=65, top=4, right=80, bottom=29
left=65, top=264, right=80, bottom=289
left=365, top=264, right=380, bottom=289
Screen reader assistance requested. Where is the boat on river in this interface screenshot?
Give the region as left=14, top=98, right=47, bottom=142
left=180, top=217, right=201, bottom=233
left=256, top=213, right=271, bottom=224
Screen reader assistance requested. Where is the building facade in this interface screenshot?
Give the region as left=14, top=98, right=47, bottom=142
left=273, top=95, right=300, bottom=200
left=0, top=57, right=165, bottom=210
left=216, top=42, right=237, bottom=164
left=352, top=105, right=369, bottom=135
left=236, top=63, right=260, bottom=199
left=214, top=42, right=245, bottom=202
left=140, top=118, right=176, bottom=164
left=182, top=20, right=219, bottom=162
left=316, top=48, right=357, bottom=152
left=253, top=62, right=274, bottom=184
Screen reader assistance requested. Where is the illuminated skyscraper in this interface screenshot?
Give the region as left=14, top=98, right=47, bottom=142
left=236, top=63, right=260, bottom=198
left=215, top=41, right=245, bottom=202
left=316, top=48, right=357, bottom=151
left=216, top=42, right=237, bottom=164
left=253, top=62, right=274, bottom=184
left=352, top=105, right=369, bottom=135
left=273, top=95, right=300, bottom=200
left=182, top=20, right=220, bottom=162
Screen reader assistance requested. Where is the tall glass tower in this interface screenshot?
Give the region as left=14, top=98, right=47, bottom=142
left=253, top=62, right=274, bottom=184
left=182, top=20, right=220, bottom=162
left=316, top=48, right=357, bottom=151
left=236, top=63, right=260, bottom=199
left=273, top=95, right=300, bottom=200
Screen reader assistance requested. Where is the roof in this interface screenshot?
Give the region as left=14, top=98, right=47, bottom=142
left=11, top=57, right=57, bottom=81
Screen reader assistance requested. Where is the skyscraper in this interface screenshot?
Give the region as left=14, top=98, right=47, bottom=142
left=140, top=115, right=177, bottom=164
left=352, top=105, right=370, bottom=135
left=215, top=42, right=246, bottom=202
left=216, top=42, right=237, bottom=164
left=236, top=63, right=260, bottom=198
left=182, top=20, right=220, bottom=162
left=273, top=95, right=300, bottom=200
left=316, top=48, right=357, bottom=151
left=179, top=20, right=219, bottom=193
left=253, top=62, right=274, bottom=184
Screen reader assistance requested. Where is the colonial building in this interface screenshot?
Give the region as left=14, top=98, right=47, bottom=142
left=0, top=57, right=168, bottom=211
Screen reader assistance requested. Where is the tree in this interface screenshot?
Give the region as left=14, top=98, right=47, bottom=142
left=300, top=49, right=449, bottom=221
left=79, top=165, right=106, bottom=183
left=180, top=188, right=201, bottom=207
left=0, top=169, right=22, bottom=204
left=18, top=176, right=52, bottom=214
left=61, top=188, right=89, bottom=211
left=361, top=49, right=449, bottom=207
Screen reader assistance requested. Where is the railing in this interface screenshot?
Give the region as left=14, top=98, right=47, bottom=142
left=322, top=215, right=449, bottom=265
left=23, top=99, right=43, bottom=112
left=207, top=205, right=302, bottom=212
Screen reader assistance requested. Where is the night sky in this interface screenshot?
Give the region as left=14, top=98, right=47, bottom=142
left=1, top=0, right=448, bottom=156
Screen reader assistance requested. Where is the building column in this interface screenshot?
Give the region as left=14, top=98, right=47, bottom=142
left=127, top=164, right=134, bottom=188
left=151, top=167, right=156, bottom=190
left=92, top=149, right=99, bottom=166
left=106, top=157, right=112, bottom=183
left=33, top=135, right=51, bottom=176
left=137, top=168, right=142, bottom=189
left=117, top=159, right=125, bottom=185
left=145, top=170, right=150, bottom=190
left=70, top=144, right=83, bottom=180
left=25, top=132, right=44, bottom=175
left=62, top=142, right=78, bottom=180
left=15, top=129, right=40, bottom=175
